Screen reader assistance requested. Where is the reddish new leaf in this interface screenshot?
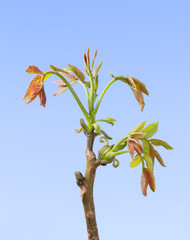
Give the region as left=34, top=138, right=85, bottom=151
left=132, top=141, right=143, bottom=155
left=39, top=86, right=46, bottom=107
left=68, top=64, right=85, bottom=82
left=25, top=65, right=43, bottom=75
left=91, top=50, right=97, bottom=70
left=53, top=86, right=68, bottom=96
left=131, top=88, right=145, bottom=111
left=149, top=143, right=155, bottom=166
left=87, top=47, right=90, bottom=67
left=146, top=168, right=156, bottom=192
left=155, top=150, right=166, bottom=167
left=27, top=83, right=43, bottom=104
left=128, top=142, right=135, bottom=158
left=132, top=77, right=149, bottom=96
left=141, top=168, right=148, bottom=196
left=84, top=53, right=87, bottom=65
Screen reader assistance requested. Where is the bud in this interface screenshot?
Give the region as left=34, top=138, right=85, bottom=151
left=92, top=123, right=101, bottom=133
left=74, top=171, right=84, bottom=182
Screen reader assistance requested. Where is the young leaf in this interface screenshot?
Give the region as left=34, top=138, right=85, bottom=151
left=155, top=150, right=166, bottom=167
left=27, top=83, right=43, bottom=104
left=92, top=123, right=101, bottom=133
left=84, top=53, right=87, bottom=66
left=150, top=139, right=173, bottom=150
left=130, top=133, right=145, bottom=139
left=75, top=127, right=83, bottom=133
left=92, top=60, right=103, bottom=78
left=149, top=143, right=155, bottom=166
left=80, top=118, right=91, bottom=134
left=141, top=139, right=150, bottom=155
left=132, top=141, right=143, bottom=155
left=141, top=168, right=148, bottom=196
left=22, top=75, right=42, bottom=102
left=96, top=117, right=116, bottom=126
left=87, top=47, right=90, bottom=67
left=100, top=130, right=112, bottom=140
left=131, top=77, right=149, bottom=96
left=143, top=154, right=153, bottom=171
left=124, top=76, right=136, bottom=88
left=146, top=168, right=156, bottom=192
left=91, top=50, right=97, bottom=70
left=141, top=122, right=159, bottom=138
left=128, top=142, right=135, bottom=158
left=130, top=155, right=142, bottom=168
left=131, top=88, right=145, bottom=111
left=50, top=65, right=78, bottom=81
left=68, top=64, right=85, bottom=82
left=109, top=72, right=115, bottom=78
left=53, top=86, right=68, bottom=96
left=25, top=65, right=44, bottom=75
left=130, top=121, right=146, bottom=133
left=39, top=86, right=46, bottom=107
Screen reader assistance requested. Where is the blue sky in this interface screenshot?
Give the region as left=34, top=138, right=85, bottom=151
left=0, top=0, right=190, bottom=239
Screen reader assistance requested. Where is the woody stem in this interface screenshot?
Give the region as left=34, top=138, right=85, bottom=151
left=77, top=133, right=99, bottom=240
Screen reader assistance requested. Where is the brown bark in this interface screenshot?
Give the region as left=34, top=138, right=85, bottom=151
left=76, top=133, right=100, bottom=240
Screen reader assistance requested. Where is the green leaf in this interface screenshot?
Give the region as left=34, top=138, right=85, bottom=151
left=75, top=127, right=82, bottom=133
left=96, top=117, right=116, bottom=126
left=105, top=117, right=116, bottom=122
left=155, top=150, right=166, bottom=167
left=80, top=118, right=91, bottom=134
left=150, top=139, right=173, bottom=150
left=141, top=139, right=150, bottom=155
left=100, top=130, right=112, bottom=140
left=143, top=154, right=153, bottom=171
left=92, top=123, right=101, bottom=133
left=130, top=155, right=142, bottom=168
left=141, top=122, right=159, bottom=138
left=130, top=121, right=146, bottom=133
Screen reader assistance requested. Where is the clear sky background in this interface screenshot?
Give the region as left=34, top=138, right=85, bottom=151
left=0, top=0, right=189, bottom=239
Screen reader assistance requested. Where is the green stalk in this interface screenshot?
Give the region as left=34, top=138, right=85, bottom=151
left=45, top=71, right=90, bottom=121
left=111, top=135, right=129, bottom=152
left=89, top=74, right=94, bottom=109
left=104, top=150, right=129, bottom=159
left=94, top=77, right=125, bottom=114
left=78, top=80, right=90, bottom=110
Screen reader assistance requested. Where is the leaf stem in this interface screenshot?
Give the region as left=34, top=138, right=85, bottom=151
left=111, top=135, right=129, bottom=152
left=104, top=150, right=129, bottom=159
left=94, top=76, right=126, bottom=114
left=45, top=71, right=90, bottom=121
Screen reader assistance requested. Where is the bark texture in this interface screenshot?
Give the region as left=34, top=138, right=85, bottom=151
left=76, top=133, right=100, bottom=240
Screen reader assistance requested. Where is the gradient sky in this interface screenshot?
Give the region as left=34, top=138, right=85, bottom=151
left=0, top=0, right=190, bottom=239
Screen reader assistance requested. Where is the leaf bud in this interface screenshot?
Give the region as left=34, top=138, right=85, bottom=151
left=74, top=171, right=84, bottom=182
left=80, top=118, right=91, bottom=134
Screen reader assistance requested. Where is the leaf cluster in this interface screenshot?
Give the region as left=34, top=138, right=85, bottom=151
left=22, top=48, right=173, bottom=196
